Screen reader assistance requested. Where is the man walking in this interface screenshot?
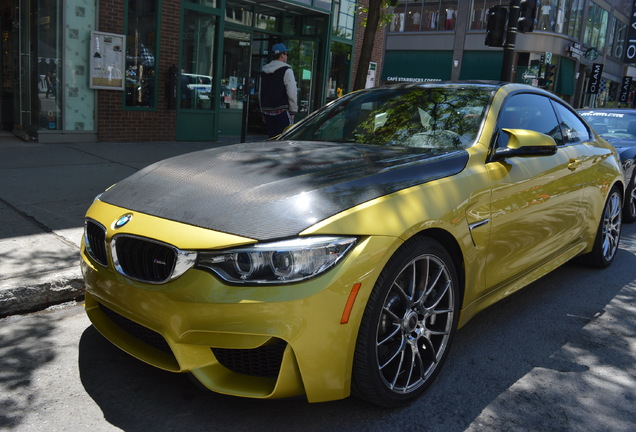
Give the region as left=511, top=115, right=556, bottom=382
left=259, top=43, right=298, bottom=138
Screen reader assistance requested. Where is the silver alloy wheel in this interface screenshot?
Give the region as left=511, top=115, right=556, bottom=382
left=602, top=190, right=622, bottom=262
left=375, top=254, right=454, bottom=393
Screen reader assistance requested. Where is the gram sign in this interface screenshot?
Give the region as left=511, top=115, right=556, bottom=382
left=587, top=63, right=604, bottom=94
left=619, top=76, right=633, bottom=102
left=624, top=1, right=636, bottom=63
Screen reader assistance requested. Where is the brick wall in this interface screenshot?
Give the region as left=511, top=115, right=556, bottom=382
left=352, top=0, right=387, bottom=88
left=97, top=0, right=178, bottom=142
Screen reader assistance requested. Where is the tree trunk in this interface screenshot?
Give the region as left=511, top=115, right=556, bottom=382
left=353, top=0, right=383, bottom=91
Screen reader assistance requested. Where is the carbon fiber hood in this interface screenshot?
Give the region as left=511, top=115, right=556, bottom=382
left=99, top=141, right=469, bottom=241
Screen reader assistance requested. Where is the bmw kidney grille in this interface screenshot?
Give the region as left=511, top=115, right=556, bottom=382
left=85, top=219, right=108, bottom=267
left=112, top=235, right=178, bottom=283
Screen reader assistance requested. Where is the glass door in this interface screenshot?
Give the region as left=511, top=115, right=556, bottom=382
left=286, top=39, right=317, bottom=120
left=0, top=0, right=18, bottom=132
left=176, top=8, right=218, bottom=141
left=247, top=36, right=318, bottom=135
left=218, top=29, right=251, bottom=135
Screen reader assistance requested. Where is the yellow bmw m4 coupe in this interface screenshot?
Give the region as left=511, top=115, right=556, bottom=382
left=81, top=82, right=624, bottom=407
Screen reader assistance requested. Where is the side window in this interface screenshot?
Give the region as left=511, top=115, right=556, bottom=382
left=551, top=102, right=591, bottom=144
left=496, top=93, right=562, bottom=147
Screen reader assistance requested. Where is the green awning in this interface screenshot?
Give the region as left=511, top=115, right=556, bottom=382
left=556, top=57, right=575, bottom=95
left=381, top=51, right=453, bottom=82
left=459, top=51, right=503, bottom=80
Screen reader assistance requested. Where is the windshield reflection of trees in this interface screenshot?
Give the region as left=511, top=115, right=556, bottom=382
left=285, top=87, right=492, bottom=150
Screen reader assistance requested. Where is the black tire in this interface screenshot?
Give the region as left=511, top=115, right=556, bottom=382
left=580, top=186, right=622, bottom=268
left=351, top=236, right=460, bottom=407
left=623, top=172, right=636, bottom=223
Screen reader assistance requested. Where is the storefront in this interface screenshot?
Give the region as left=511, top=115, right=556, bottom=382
left=0, top=0, right=96, bottom=142
left=218, top=4, right=329, bottom=137
left=382, top=0, right=636, bottom=110
left=1, top=0, right=359, bottom=143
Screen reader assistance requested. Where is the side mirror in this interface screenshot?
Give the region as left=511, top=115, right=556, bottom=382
left=493, top=128, right=558, bottom=160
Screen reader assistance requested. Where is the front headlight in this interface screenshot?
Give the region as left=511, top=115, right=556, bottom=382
left=196, top=236, right=357, bottom=284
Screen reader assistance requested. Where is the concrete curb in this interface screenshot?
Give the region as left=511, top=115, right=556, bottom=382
left=0, top=269, right=85, bottom=317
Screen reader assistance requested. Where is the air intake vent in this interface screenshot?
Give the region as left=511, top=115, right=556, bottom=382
left=85, top=219, right=108, bottom=266
left=99, top=303, right=173, bottom=355
left=212, top=339, right=287, bottom=378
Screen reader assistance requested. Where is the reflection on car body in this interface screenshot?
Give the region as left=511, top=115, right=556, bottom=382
left=81, top=82, right=624, bottom=407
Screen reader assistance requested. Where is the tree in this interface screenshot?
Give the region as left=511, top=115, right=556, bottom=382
left=353, top=0, right=393, bottom=91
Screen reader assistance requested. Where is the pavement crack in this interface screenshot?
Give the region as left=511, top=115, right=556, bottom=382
left=68, top=145, right=142, bottom=170
left=0, top=197, right=80, bottom=250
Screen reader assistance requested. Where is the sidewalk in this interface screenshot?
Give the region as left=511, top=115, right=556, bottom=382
left=0, top=133, right=267, bottom=317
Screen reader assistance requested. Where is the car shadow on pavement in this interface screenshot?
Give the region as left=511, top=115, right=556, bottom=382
left=77, top=249, right=636, bottom=432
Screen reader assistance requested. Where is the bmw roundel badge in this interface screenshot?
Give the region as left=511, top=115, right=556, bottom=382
left=114, top=214, right=133, bottom=229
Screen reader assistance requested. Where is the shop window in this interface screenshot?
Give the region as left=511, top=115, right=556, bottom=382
left=584, top=2, right=608, bottom=50
left=255, top=12, right=279, bottom=31
left=405, top=2, right=423, bottom=31
left=390, top=1, right=458, bottom=32
left=302, top=16, right=323, bottom=35
left=226, top=4, right=253, bottom=26
left=608, top=17, right=627, bottom=59
left=315, top=0, right=332, bottom=11
left=180, top=11, right=217, bottom=110
left=186, top=0, right=218, bottom=7
left=471, top=0, right=570, bottom=33
left=33, top=0, right=95, bottom=133
left=531, top=0, right=567, bottom=33
left=37, top=0, right=63, bottom=131
left=125, top=0, right=159, bottom=109
left=391, top=3, right=406, bottom=32
left=552, top=0, right=568, bottom=34
left=470, top=0, right=505, bottom=31
left=537, top=1, right=554, bottom=31
left=327, top=42, right=352, bottom=103
left=333, top=0, right=355, bottom=38
left=567, top=0, right=585, bottom=39
left=282, top=16, right=298, bottom=34
left=221, top=31, right=250, bottom=110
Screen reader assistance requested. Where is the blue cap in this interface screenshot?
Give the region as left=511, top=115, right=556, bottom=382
left=272, top=43, right=289, bottom=54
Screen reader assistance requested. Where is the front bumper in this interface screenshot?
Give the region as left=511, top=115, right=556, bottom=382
left=81, top=229, right=397, bottom=403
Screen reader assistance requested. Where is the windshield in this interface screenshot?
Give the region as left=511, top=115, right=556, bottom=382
left=282, top=86, right=494, bottom=150
left=579, top=110, right=636, bottom=140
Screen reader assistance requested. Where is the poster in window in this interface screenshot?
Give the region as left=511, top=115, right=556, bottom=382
left=90, top=31, right=126, bottom=90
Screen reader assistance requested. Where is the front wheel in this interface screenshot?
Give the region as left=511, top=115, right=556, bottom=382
left=580, top=186, right=622, bottom=268
left=352, top=237, right=459, bottom=407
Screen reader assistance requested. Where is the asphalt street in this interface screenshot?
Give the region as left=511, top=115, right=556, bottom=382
left=1, top=222, right=635, bottom=432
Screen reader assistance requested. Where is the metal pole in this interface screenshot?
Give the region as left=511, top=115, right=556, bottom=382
left=241, top=95, right=248, bottom=143
left=500, top=0, right=521, bottom=82
left=241, top=77, right=248, bottom=143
